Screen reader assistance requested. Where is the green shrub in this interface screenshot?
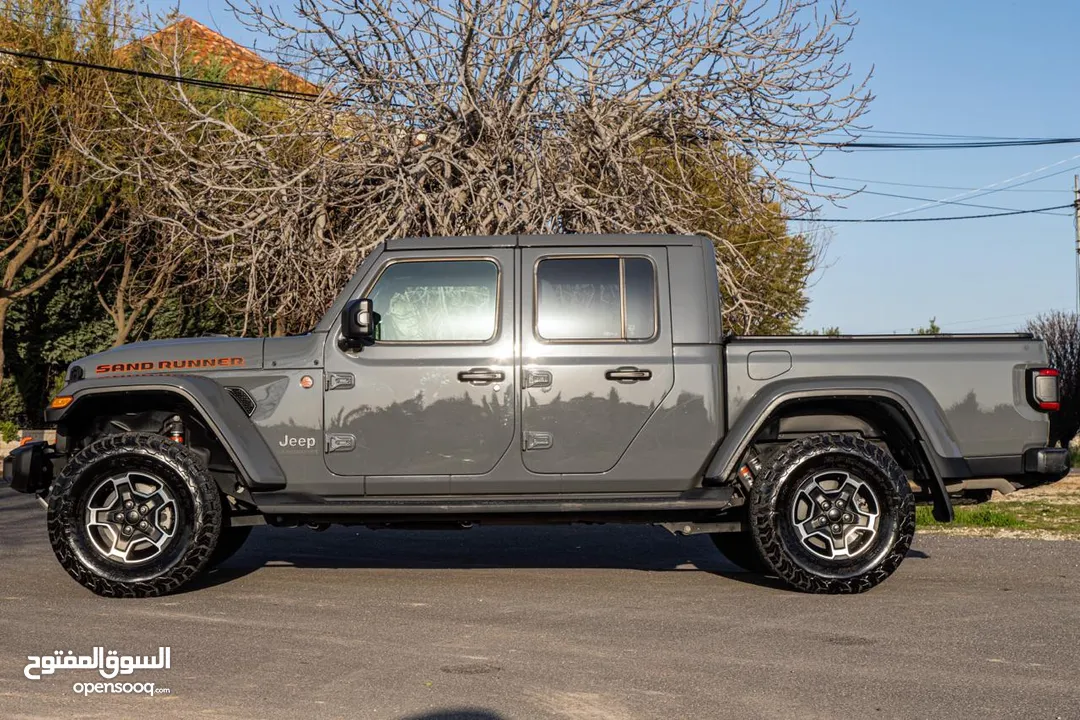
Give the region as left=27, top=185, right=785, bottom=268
left=0, top=420, right=19, bottom=443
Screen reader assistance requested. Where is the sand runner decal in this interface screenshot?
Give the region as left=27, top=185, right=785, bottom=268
left=94, top=357, right=246, bottom=374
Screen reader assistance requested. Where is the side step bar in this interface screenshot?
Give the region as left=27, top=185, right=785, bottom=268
left=253, top=487, right=737, bottom=518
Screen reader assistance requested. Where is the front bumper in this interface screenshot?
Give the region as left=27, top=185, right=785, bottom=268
left=2, top=441, right=53, bottom=494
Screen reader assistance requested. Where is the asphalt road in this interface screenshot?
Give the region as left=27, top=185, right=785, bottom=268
left=1, top=491, right=1079, bottom=720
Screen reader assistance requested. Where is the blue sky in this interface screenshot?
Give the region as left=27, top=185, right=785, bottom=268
left=147, top=0, right=1080, bottom=334
left=787, top=0, right=1080, bottom=334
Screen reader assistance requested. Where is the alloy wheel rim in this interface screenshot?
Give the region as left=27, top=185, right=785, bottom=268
left=83, top=471, right=178, bottom=565
left=790, top=469, right=881, bottom=561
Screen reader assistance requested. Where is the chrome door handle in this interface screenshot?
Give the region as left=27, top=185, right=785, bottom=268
left=458, top=368, right=505, bottom=384
left=605, top=367, right=652, bottom=382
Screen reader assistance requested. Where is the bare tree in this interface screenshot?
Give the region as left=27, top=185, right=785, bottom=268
left=1024, top=311, right=1080, bottom=448
left=0, top=0, right=133, bottom=385
left=91, top=220, right=193, bottom=347
left=80, top=83, right=366, bottom=335
left=89, top=0, right=870, bottom=334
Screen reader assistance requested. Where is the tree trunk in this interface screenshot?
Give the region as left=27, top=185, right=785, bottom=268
left=112, top=323, right=132, bottom=348
left=0, top=297, right=10, bottom=390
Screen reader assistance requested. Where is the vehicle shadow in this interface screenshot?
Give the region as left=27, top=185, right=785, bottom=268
left=0, top=490, right=934, bottom=595
left=400, top=711, right=507, bottom=720
left=189, top=523, right=796, bottom=592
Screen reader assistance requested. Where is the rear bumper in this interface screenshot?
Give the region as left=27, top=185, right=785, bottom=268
left=2, top=441, right=53, bottom=494
left=950, top=444, right=1067, bottom=496
left=1023, top=447, right=1071, bottom=479
left=957, top=447, right=1071, bottom=492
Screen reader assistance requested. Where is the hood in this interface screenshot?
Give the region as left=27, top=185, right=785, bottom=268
left=73, top=337, right=264, bottom=380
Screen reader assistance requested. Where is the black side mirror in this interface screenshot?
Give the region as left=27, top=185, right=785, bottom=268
left=339, top=298, right=379, bottom=350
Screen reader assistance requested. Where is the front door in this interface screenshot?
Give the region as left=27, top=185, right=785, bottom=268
left=520, top=247, right=674, bottom=475
left=323, top=249, right=516, bottom=493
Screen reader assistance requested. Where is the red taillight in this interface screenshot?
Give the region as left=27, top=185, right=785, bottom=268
left=1031, top=368, right=1060, bottom=412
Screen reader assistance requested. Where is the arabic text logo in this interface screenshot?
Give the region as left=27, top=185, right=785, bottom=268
left=24, top=647, right=170, bottom=681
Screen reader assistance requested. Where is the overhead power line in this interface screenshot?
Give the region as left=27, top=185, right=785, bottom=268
left=0, top=47, right=323, bottom=101
left=785, top=171, right=1068, bottom=194
left=787, top=179, right=1072, bottom=216
left=803, top=138, right=1080, bottom=150
left=801, top=203, right=1073, bottom=223
left=865, top=155, right=1080, bottom=221
left=7, top=44, right=1080, bottom=158
left=827, top=130, right=1042, bottom=141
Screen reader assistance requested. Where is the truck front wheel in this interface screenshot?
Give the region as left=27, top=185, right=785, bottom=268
left=47, top=433, right=222, bottom=598
left=749, top=433, right=915, bottom=594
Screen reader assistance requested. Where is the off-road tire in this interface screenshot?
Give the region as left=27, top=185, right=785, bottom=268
left=47, top=433, right=222, bottom=598
left=207, top=524, right=253, bottom=568
left=710, top=528, right=770, bottom=573
left=749, top=433, right=915, bottom=594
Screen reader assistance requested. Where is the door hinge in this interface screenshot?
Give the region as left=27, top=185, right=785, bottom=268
left=523, top=431, right=553, bottom=451
left=326, top=433, right=355, bottom=453
left=326, top=372, right=355, bottom=391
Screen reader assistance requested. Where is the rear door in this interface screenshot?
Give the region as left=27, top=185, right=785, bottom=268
left=519, top=246, right=674, bottom=476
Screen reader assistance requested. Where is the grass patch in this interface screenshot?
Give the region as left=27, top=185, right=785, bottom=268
left=917, top=504, right=1023, bottom=529
left=917, top=500, right=1080, bottom=535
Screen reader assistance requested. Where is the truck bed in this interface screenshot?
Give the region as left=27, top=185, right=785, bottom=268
left=724, top=333, right=1049, bottom=460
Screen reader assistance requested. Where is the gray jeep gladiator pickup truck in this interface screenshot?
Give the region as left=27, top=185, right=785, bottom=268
left=3, top=234, right=1069, bottom=597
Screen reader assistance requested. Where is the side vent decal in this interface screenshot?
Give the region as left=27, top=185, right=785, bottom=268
left=225, top=387, right=256, bottom=417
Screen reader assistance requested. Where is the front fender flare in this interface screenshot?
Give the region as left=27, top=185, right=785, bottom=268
left=47, top=375, right=286, bottom=491
left=709, top=377, right=966, bottom=522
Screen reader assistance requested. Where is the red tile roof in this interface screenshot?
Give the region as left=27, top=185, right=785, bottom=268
left=121, top=17, right=317, bottom=95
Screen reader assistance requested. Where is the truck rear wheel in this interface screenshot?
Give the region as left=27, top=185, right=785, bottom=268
left=748, top=433, right=914, bottom=594
left=47, top=433, right=222, bottom=598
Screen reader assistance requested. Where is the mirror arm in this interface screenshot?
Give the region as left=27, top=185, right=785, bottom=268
left=337, top=334, right=364, bottom=352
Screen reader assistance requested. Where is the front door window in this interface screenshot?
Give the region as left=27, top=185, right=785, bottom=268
left=367, top=260, right=499, bottom=342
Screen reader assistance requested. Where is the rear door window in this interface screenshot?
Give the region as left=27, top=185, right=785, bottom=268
left=535, top=256, right=656, bottom=341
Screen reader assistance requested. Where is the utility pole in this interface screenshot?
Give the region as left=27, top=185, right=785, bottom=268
left=1075, top=175, right=1080, bottom=313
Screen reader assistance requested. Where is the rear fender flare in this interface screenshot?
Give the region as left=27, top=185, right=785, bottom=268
left=709, top=377, right=962, bottom=521
left=47, top=375, right=286, bottom=491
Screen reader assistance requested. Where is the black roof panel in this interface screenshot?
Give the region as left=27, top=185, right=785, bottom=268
left=385, top=233, right=707, bottom=251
